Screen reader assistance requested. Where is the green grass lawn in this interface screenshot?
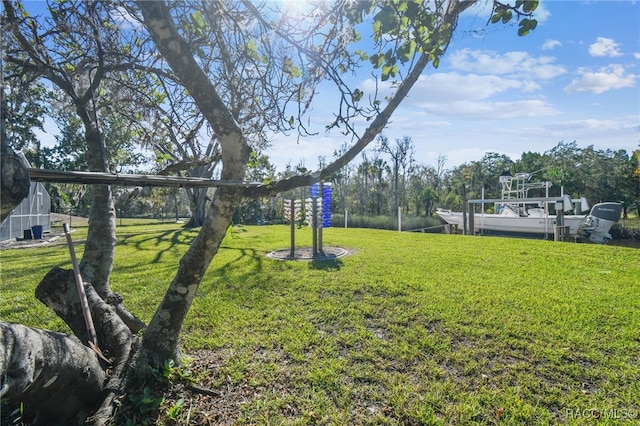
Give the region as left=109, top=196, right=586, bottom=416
left=1, top=224, right=639, bottom=424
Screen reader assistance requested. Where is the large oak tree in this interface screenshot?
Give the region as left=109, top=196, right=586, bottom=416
left=0, top=0, right=537, bottom=423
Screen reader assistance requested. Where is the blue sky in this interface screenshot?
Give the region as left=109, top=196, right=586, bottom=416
left=28, top=1, right=638, bottom=174
left=269, top=0, right=639, bottom=172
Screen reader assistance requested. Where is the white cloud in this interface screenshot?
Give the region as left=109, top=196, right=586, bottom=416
left=542, top=39, right=561, bottom=50
left=387, top=112, right=451, bottom=130
left=408, top=72, right=540, bottom=103
left=462, top=1, right=494, bottom=18
left=359, top=78, right=396, bottom=100
left=538, top=116, right=640, bottom=155
left=546, top=116, right=639, bottom=134
left=448, top=49, right=566, bottom=80
left=564, top=64, right=636, bottom=94
left=267, top=132, right=345, bottom=170
left=432, top=147, right=491, bottom=168
left=634, top=52, right=640, bottom=60
left=32, top=117, right=59, bottom=148
left=588, top=37, right=623, bottom=57
left=412, top=99, right=557, bottom=119
left=532, top=1, right=551, bottom=23
left=112, top=5, right=142, bottom=30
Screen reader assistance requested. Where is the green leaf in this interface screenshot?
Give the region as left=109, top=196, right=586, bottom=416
left=406, top=0, right=420, bottom=18
left=369, top=54, right=384, bottom=69
left=383, top=48, right=394, bottom=62
left=381, top=64, right=398, bottom=81
left=191, top=10, right=206, bottom=29
left=397, top=40, right=416, bottom=63
left=352, top=89, right=363, bottom=103
left=502, top=10, right=512, bottom=24
left=247, top=39, right=257, bottom=53
left=347, top=0, right=375, bottom=24
left=523, top=0, right=539, bottom=13
left=381, top=67, right=391, bottom=81
left=289, top=66, right=302, bottom=78
left=354, top=50, right=369, bottom=61
left=372, top=19, right=381, bottom=41
left=373, top=7, right=398, bottom=35
left=518, top=19, right=538, bottom=36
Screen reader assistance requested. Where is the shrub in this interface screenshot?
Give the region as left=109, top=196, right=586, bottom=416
left=330, top=214, right=442, bottom=231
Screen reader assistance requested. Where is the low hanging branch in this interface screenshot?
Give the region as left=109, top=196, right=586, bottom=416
left=27, top=168, right=261, bottom=188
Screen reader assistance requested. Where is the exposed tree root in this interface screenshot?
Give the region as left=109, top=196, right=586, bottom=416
left=0, top=322, right=106, bottom=422
left=1, top=267, right=145, bottom=424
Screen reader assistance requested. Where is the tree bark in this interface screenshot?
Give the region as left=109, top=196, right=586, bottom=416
left=138, top=0, right=251, bottom=364
left=76, top=109, right=117, bottom=296
left=184, top=186, right=209, bottom=228
left=0, top=141, right=30, bottom=221
left=0, top=322, right=106, bottom=422
left=35, top=268, right=134, bottom=358
left=183, top=142, right=220, bottom=228
left=1, top=267, right=137, bottom=424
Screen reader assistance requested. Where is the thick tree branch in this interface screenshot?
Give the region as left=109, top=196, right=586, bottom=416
left=137, top=0, right=251, bottom=177
left=136, top=0, right=251, bottom=363
left=0, top=322, right=106, bottom=422
left=0, top=141, right=30, bottom=221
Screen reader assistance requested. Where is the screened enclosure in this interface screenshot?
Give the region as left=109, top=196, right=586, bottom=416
left=0, top=182, right=51, bottom=242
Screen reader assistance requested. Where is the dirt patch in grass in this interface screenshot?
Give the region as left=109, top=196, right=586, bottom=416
left=0, top=227, right=69, bottom=250
left=146, top=347, right=298, bottom=425
left=50, top=212, right=89, bottom=227
left=267, top=246, right=351, bottom=261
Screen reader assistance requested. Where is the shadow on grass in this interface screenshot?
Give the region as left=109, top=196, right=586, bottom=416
left=118, top=228, right=197, bottom=264
left=309, top=258, right=343, bottom=270
left=204, top=246, right=266, bottom=286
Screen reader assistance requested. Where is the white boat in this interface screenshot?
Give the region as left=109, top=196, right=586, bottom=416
left=436, top=172, right=622, bottom=243
left=435, top=208, right=585, bottom=236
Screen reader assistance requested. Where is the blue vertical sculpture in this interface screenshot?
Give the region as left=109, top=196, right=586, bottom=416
left=322, top=185, right=332, bottom=228
left=310, top=183, right=319, bottom=198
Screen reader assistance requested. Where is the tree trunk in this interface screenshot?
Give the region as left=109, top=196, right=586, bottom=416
left=184, top=187, right=209, bottom=228
left=0, top=323, right=105, bottom=423
left=1, top=267, right=137, bottom=424
left=139, top=185, right=243, bottom=364
left=76, top=110, right=117, bottom=296
left=80, top=184, right=117, bottom=293
left=0, top=141, right=30, bottom=221
left=76, top=103, right=145, bottom=335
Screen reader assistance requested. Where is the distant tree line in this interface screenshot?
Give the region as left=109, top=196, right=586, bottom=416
left=233, top=137, right=640, bottom=229
left=291, top=138, right=639, bottom=224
